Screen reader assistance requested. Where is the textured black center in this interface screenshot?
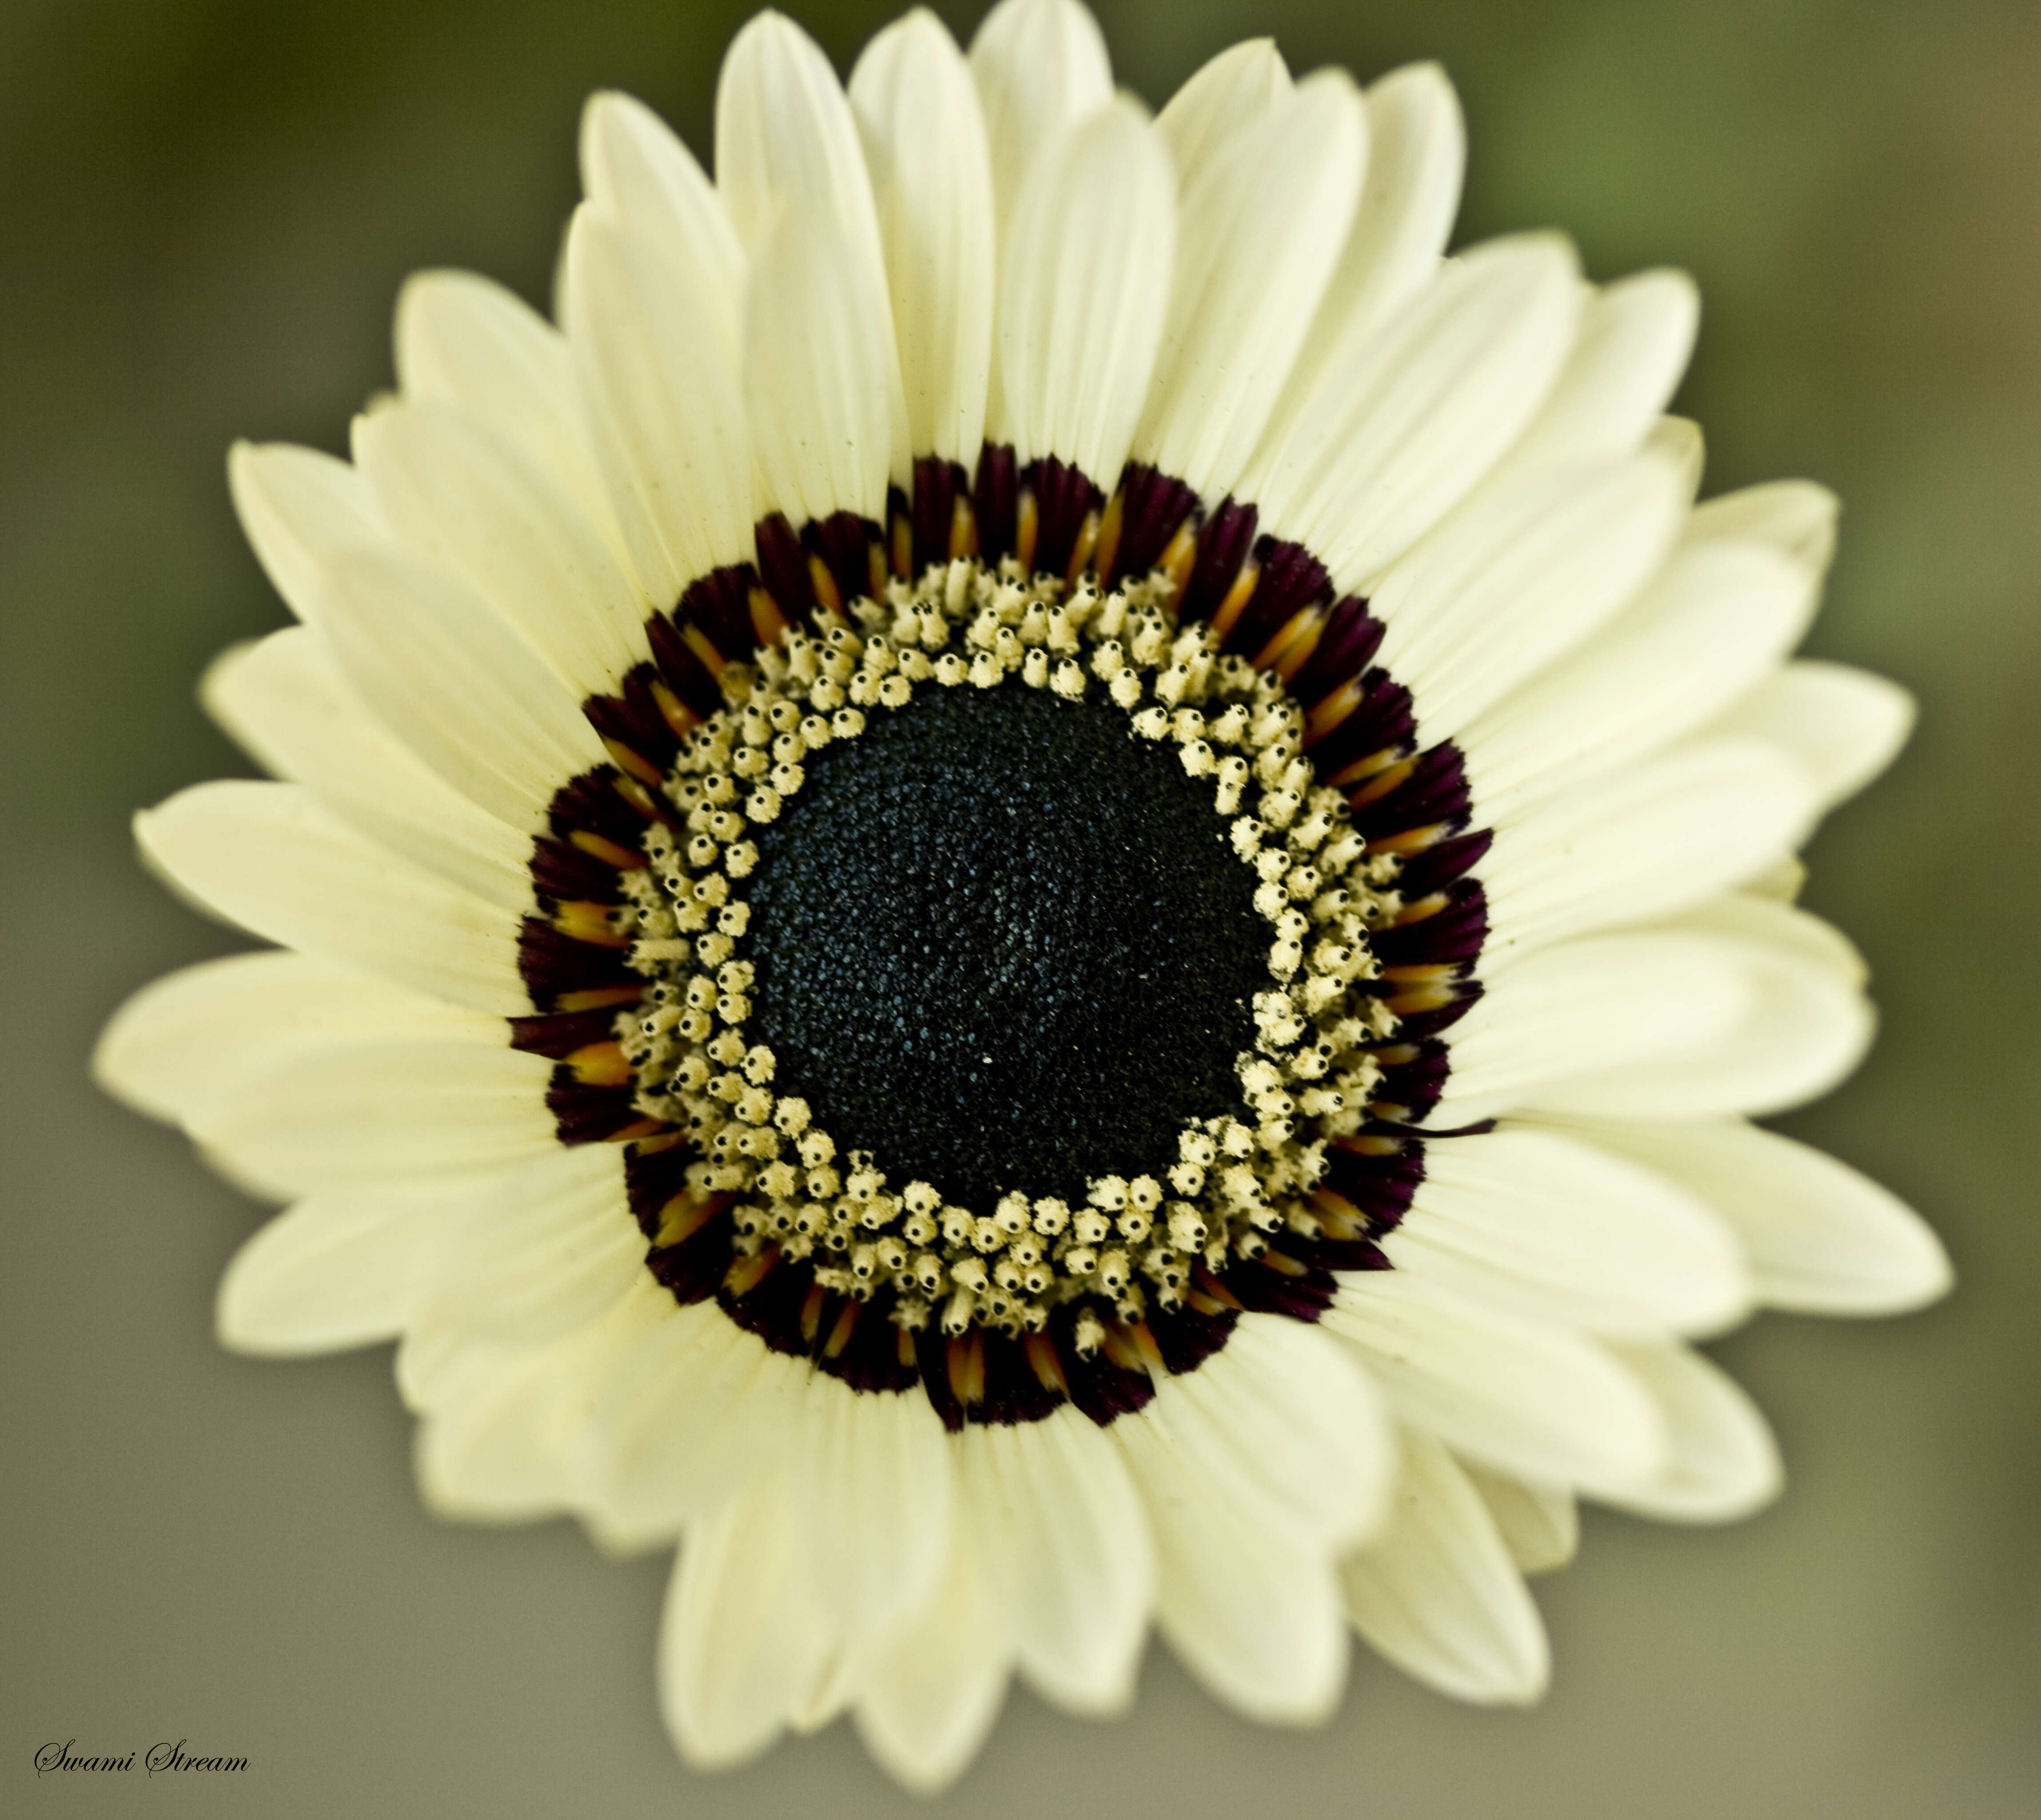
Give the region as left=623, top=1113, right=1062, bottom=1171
left=744, top=683, right=1267, bottom=1208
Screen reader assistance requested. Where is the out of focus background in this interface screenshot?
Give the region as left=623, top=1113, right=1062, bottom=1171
left=3, top=0, right=2036, bottom=1813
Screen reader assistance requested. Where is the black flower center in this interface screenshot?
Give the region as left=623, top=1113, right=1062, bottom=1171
left=744, top=683, right=1268, bottom=1207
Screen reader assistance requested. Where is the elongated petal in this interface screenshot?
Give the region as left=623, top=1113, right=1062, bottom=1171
left=579, top=90, right=745, bottom=360
left=351, top=399, right=649, bottom=696
left=969, top=0, right=1112, bottom=230
left=216, top=1174, right=482, bottom=1355
left=1161, top=1313, right=1395, bottom=1549
left=393, top=269, right=618, bottom=542
left=1133, top=72, right=1366, bottom=498
left=227, top=439, right=386, bottom=627
left=957, top=1413, right=1153, bottom=1715
left=745, top=204, right=897, bottom=526
left=1116, top=1406, right=1350, bottom=1725
left=582, top=1307, right=805, bottom=1549
left=851, top=9, right=996, bottom=465
left=854, top=1517, right=1008, bottom=1795
left=1385, top=1124, right=1750, bottom=1336
left=993, top=97, right=1176, bottom=482
left=1245, top=234, right=1582, bottom=591
left=1371, top=452, right=1687, bottom=737
left=661, top=1464, right=837, bottom=1769
left=785, top=1378, right=952, bottom=1641
left=1429, top=932, right=1752, bottom=1129
left=1154, top=38, right=1290, bottom=188
left=1482, top=737, right=1817, bottom=962
left=561, top=207, right=753, bottom=599
left=94, top=950, right=498, bottom=1129
left=135, top=782, right=527, bottom=1013
left=1564, top=1117, right=1950, bottom=1316
left=201, top=629, right=533, bottom=911
left=1341, top=1429, right=1549, bottom=1704
left=422, top=1144, right=643, bottom=1344
left=185, top=1035, right=555, bottom=1195
left=319, top=547, right=609, bottom=830
left=1707, top=660, right=1914, bottom=811
left=1533, top=901, right=1874, bottom=1119
left=1460, top=1462, right=1579, bottom=1574
left=1489, top=268, right=1698, bottom=482
left=1595, top=1341, right=1782, bottom=1522
left=1326, top=1274, right=1666, bottom=1493
left=1274, top=62, right=1464, bottom=419
left=1683, top=477, right=1838, bottom=575
left=1461, top=536, right=1818, bottom=817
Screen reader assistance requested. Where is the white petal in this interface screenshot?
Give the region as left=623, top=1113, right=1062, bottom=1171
left=1481, top=737, right=1817, bottom=963
left=745, top=204, right=897, bottom=526
left=185, top=1034, right=555, bottom=1195
left=1683, top=477, right=1838, bottom=576
left=319, top=547, right=609, bottom=830
left=227, top=439, right=386, bottom=627
left=1460, top=536, right=1818, bottom=818
left=1595, top=1341, right=1782, bottom=1523
left=579, top=90, right=745, bottom=360
left=1647, top=414, right=1706, bottom=498
left=1341, top=1428, right=1548, bottom=1704
left=1244, top=234, right=1582, bottom=592
left=714, top=9, right=908, bottom=489
left=1706, top=660, right=1914, bottom=812
left=969, top=0, right=1112, bottom=231
left=392, top=269, right=618, bottom=543
left=1116, top=1406, right=1350, bottom=1725
left=1532, top=900, right=1874, bottom=1119
left=582, top=1307, right=806, bottom=1549
left=1133, top=72, right=1367, bottom=499
left=1369, top=452, right=1687, bottom=738
left=1428, top=932, right=1752, bottom=1130
left=216, top=1174, right=479, bottom=1355
left=1161, top=1313, right=1395, bottom=1549
left=854, top=1516, right=1008, bottom=1795
left=660, top=1463, right=837, bottom=1769
left=1560, top=1117, right=1950, bottom=1316
left=1384, top=1124, right=1750, bottom=1336
left=1488, top=268, right=1699, bottom=483
left=785, top=1378, right=952, bottom=1641
left=351, top=399, right=648, bottom=697
left=420, top=1144, right=643, bottom=1344
left=201, top=629, right=534, bottom=911
left=1272, top=62, right=1464, bottom=422
left=1325, top=1274, right=1665, bottom=1493
left=850, top=10, right=996, bottom=466
left=957, top=1412, right=1153, bottom=1715
left=93, top=949, right=496, bottom=1128
left=993, top=97, right=1176, bottom=483
left=1154, top=38, right=1291, bottom=188
left=1459, top=1462, right=1579, bottom=1574
left=134, top=782, right=527, bottom=1013
left=561, top=207, right=753, bottom=601
left=414, top=1283, right=667, bottom=1521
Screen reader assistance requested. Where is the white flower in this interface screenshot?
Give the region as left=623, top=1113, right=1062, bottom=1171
left=95, top=0, right=1951, bottom=1792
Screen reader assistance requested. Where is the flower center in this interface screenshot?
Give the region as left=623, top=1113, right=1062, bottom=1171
left=743, top=682, right=1268, bottom=1209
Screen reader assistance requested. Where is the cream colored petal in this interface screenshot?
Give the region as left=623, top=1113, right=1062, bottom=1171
left=992, top=96, right=1176, bottom=483
left=1706, top=660, right=1915, bottom=812
left=134, top=782, right=527, bottom=1013
left=227, top=439, right=387, bottom=628
left=850, top=8, right=996, bottom=466
left=201, top=629, right=534, bottom=912
left=1132, top=71, right=1367, bottom=499
left=1594, top=1340, right=1782, bottom=1523
left=1153, top=37, right=1291, bottom=188
left=1459, top=1462, right=1579, bottom=1575
left=968, top=0, right=1112, bottom=232
left=1341, top=1428, right=1549, bottom=1704
left=1683, top=477, right=1838, bottom=576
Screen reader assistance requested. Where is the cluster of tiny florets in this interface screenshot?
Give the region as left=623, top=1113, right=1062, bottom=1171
left=610, top=558, right=1399, bottom=1345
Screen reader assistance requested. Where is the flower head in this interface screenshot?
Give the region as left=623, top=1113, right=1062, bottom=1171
left=97, top=0, right=1951, bottom=1791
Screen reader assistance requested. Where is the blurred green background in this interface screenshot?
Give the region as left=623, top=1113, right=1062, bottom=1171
left=3, top=0, right=2035, bottom=1813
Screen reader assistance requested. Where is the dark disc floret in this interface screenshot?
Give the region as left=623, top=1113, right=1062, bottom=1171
left=743, top=683, right=1269, bottom=1208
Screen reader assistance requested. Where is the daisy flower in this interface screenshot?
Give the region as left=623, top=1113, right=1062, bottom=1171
left=95, top=0, right=1951, bottom=1792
